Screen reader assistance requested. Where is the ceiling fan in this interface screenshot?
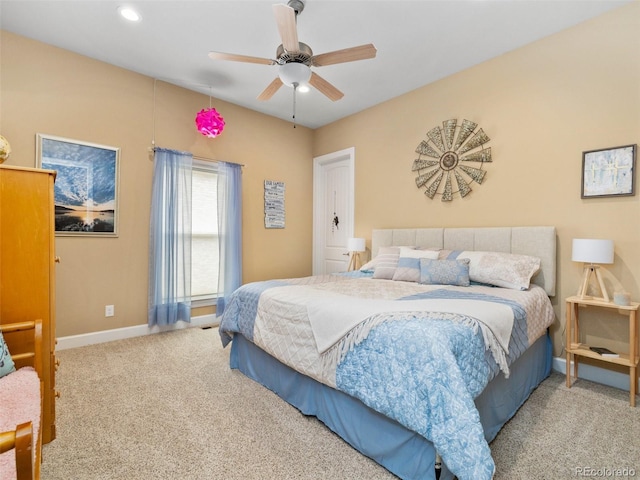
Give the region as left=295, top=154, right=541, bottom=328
left=208, top=0, right=377, bottom=102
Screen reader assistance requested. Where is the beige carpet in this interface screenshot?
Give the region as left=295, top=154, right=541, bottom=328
left=40, top=327, right=640, bottom=480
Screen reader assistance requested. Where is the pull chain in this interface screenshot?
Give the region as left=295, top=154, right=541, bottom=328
left=292, top=83, right=298, bottom=128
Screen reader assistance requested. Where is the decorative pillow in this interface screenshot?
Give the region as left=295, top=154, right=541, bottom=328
left=419, top=258, right=470, bottom=286
left=371, top=247, right=402, bottom=279
left=361, top=245, right=418, bottom=273
left=0, top=330, right=16, bottom=378
left=391, top=247, right=440, bottom=282
left=448, top=250, right=541, bottom=290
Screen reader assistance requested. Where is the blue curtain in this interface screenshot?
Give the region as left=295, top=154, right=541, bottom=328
left=148, top=148, right=193, bottom=326
left=216, top=161, right=242, bottom=316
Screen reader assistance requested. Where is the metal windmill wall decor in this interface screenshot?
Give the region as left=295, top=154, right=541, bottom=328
left=412, top=119, right=492, bottom=201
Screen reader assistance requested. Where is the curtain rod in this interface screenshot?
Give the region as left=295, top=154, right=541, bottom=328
left=149, top=146, right=244, bottom=167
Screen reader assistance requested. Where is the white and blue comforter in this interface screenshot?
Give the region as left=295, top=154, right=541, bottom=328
left=219, top=272, right=555, bottom=480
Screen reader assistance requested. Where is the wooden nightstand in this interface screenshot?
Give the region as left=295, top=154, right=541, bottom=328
left=565, top=295, right=640, bottom=406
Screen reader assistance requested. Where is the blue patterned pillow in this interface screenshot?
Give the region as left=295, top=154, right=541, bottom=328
left=419, top=258, right=471, bottom=287
left=0, top=330, right=16, bottom=378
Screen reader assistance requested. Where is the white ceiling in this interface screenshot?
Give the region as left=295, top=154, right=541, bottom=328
left=0, top=0, right=632, bottom=129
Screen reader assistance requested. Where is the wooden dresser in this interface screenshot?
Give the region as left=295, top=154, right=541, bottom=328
left=0, top=165, right=57, bottom=443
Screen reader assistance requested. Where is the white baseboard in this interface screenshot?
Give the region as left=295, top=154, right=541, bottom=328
left=56, top=314, right=218, bottom=351
left=552, top=356, right=634, bottom=392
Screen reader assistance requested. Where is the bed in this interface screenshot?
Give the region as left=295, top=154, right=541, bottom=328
left=219, top=226, right=557, bottom=480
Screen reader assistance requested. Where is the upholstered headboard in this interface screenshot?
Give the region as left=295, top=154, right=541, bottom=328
left=371, top=226, right=556, bottom=296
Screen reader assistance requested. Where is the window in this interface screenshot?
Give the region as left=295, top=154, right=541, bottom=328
left=191, top=160, right=218, bottom=305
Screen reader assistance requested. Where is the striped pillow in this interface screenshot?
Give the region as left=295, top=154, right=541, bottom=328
left=372, top=247, right=402, bottom=280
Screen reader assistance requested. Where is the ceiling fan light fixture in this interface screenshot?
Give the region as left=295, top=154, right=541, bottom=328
left=117, top=6, right=141, bottom=22
left=208, top=1, right=376, bottom=107
left=278, top=63, right=311, bottom=87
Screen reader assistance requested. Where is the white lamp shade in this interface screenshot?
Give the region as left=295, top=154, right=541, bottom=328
left=278, top=63, right=311, bottom=87
left=572, top=238, right=614, bottom=264
left=347, top=237, right=366, bottom=253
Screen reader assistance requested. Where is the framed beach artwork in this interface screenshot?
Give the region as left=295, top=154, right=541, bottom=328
left=581, top=144, right=636, bottom=199
left=37, top=134, right=120, bottom=236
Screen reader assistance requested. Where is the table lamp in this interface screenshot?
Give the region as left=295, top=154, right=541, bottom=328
left=347, top=237, right=366, bottom=271
left=572, top=238, right=614, bottom=302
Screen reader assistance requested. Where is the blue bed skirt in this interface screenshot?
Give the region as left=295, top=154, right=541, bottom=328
left=229, top=332, right=552, bottom=480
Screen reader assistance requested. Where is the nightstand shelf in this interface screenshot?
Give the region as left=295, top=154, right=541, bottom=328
left=565, top=295, right=639, bottom=407
left=568, top=344, right=637, bottom=367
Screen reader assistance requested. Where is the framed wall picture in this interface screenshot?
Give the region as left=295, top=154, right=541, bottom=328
left=36, top=134, right=120, bottom=236
left=581, top=144, right=636, bottom=198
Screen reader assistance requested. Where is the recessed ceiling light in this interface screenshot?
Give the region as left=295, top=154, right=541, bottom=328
left=298, top=85, right=310, bottom=93
left=118, top=6, right=141, bottom=22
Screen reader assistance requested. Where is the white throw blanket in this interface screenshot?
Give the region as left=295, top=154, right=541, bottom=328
left=290, top=287, right=514, bottom=376
left=306, top=294, right=514, bottom=355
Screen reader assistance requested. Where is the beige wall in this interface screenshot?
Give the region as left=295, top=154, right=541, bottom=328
left=0, top=31, right=314, bottom=337
left=313, top=2, right=640, bottom=357
left=1, top=2, right=639, bottom=359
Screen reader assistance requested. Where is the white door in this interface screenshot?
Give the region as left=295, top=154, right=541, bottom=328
left=313, top=147, right=355, bottom=275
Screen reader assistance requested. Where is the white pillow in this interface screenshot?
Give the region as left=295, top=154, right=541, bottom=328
left=454, top=251, right=541, bottom=290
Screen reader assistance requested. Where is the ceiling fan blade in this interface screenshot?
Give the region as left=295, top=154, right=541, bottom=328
left=273, top=4, right=300, bottom=54
left=309, top=72, right=344, bottom=101
left=311, top=43, right=377, bottom=67
left=257, top=77, right=284, bottom=101
left=208, top=51, right=276, bottom=66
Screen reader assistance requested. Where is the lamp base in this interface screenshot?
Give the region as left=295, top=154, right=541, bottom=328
left=347, top=252, right=360, bottom=272
left=577, top=265, right=610, bottom=302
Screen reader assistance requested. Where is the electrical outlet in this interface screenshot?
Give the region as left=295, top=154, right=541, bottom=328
left=105, top=305, right=115, bottom=317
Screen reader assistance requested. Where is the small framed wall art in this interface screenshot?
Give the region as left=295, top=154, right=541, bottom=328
left=581, top=144, right=636, bottom=198
left=37, top=134, right=120, bottom=236
left=264, top=180, right=285, bottom=229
